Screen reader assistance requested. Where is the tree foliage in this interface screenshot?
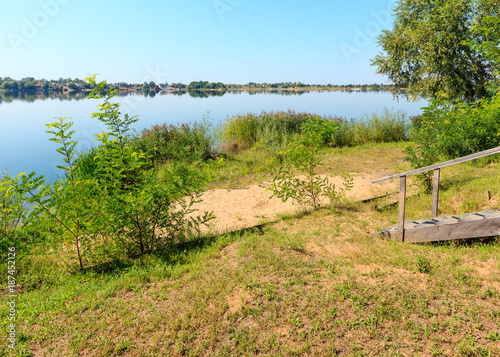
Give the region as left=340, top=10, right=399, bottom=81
left=372, top=0, right=499, bottom=103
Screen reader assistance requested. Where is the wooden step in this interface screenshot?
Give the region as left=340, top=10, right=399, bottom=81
left=372, top=210, right=500, bottom=243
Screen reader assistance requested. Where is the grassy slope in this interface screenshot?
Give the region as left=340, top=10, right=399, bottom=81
left=2, top=142, right=500, bottom=357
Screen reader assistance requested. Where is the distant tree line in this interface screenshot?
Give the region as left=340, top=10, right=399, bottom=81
left=232, top=82, right=394, bottom=90
left=188, top=81, right=226, bottom=90
left=0, top=77, right=97, bottom=92
left=0, top=77, right=396, bottom=93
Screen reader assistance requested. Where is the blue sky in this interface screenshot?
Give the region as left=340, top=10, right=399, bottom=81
left=1, top=0, right=396, bottom=84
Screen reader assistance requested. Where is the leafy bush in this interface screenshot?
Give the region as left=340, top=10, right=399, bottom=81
left=85, top=76, right=214, bottom=260
left=405, top=92, right=500, bottom=191
left=301, top=115, right=340, bottom=146
left=404, top=113, right=442, bottom=192
left=0, top=171, right=24, bottom=241
left=436, top=94, right=500, bottom=158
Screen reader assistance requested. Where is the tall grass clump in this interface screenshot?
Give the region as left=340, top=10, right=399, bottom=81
left=218, top=108, right=410, bottom=154
left=131, top=121, right=215, bottom=164
left=356, top=108, right=409, bottom=143
left=73, top=146, right=99, bottom=179
left=219, top=110, right=332, bottom=153
left=256, top=111, right=312, bottom=149
left=332, top=108, right=409, bottom=147
left=218, top=113, right=259, bottom=150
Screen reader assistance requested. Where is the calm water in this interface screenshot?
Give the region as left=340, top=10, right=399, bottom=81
left=0, top=90, right=428, bottom=183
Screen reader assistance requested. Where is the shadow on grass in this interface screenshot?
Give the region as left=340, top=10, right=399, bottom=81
left=373, top=193, right=421, bottom=212
left=439, top=175, right=477, bottom=192
left=78, top=225, right=268, bottom=276
left=425, top=236, right=500, bottom=248
left=174, top=224, right=266, bottom=252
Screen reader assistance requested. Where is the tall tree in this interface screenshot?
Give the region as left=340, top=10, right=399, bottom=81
left=371, top=0, right=499, bottom=103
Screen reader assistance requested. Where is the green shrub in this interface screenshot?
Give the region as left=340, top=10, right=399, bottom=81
left=437, top=94, right=500, bottom=158
left=0, top=171, right=24, bottom=241
left=301, top=115, right=340, bottom=146
left=85, top=76, right=215, bottom=260
left=405, top=92, right=500, bottom=191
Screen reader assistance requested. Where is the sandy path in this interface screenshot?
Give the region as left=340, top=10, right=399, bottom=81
left=190, top=174, right=397, bottom=233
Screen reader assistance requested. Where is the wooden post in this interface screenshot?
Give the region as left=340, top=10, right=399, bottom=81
left=431, top=168, right=440, bottom=218
left=398, top=176, right=406, bottom=242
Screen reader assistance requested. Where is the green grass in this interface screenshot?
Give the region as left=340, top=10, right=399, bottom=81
left=2, top=143, right=500, bottom=356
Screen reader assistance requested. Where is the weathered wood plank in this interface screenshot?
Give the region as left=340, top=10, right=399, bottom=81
left=431, top=168, right=440, bottom=218
left=398, top=176, right=406, bottom=242
left=404, top=217, right=500, bottom=243
left=372, top=210, right=500, bottom=242
left=372, top=146, right=500, bottom=183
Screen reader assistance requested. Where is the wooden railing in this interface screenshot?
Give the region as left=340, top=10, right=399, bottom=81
left=372, top=146, right=500, bottom=242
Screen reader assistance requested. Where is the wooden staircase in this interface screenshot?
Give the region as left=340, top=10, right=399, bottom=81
left=372, top=147, right=500, bottom=243
left=373, top=210, right=500, bottom=243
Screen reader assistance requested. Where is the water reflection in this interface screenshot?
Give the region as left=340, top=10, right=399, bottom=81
left=0, top=90, right=90, bottom=104
left=188, top=90, right=226, bottom=98
left=0, top=88, right=365, bottom=104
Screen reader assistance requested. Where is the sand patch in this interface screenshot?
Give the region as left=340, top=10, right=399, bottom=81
left=468, top=259, right=500, bottom=292
left=225, top=288, right=252, bottom=313
left=354, top=264, right=428, bottom=288
left=191, top=174, right=397, bottom=233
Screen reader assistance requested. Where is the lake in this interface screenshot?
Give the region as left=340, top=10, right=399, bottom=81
left=0, top=90, right=428, bottom=183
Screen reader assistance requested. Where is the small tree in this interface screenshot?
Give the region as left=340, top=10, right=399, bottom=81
left=267, top=116, right=353, bottom=208
left=85, top=75, right=214, bottom=257
left=18, top=118, right=103, bottom=270
left=0, top=171, right=28, bottom=251
left=12, top=75, right=215, bottom=270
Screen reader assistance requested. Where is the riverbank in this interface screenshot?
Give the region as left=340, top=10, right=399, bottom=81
left=3, top=141, right=500, bottom=356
